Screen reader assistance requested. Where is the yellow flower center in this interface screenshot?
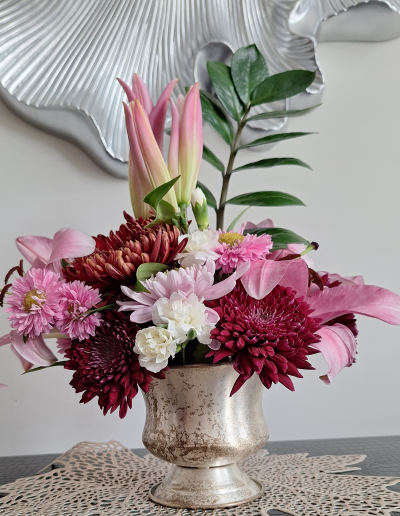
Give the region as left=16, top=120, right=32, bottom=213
left=23, top=289, right=45, bottom=312
left=218, top=232, right=244, bottom=247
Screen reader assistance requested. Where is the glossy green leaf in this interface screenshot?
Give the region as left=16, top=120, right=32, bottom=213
left=202, top=145, right=225, bottom=174
left=231, top=44, right=269, bottom=105
left=136, top=263, right=169, bottom=283
left=244, top=227, right=309, bottom=251
left=233, top=157, right=312, bottom=172
left=143, top=176, right=180, bottom=210
left=251, top=70, right=316, bottom=106
left=200, top=90, right=234, bottom=146
left=237, top=132, right=315, bottom=152
left=145, top=200, right=177, bottom=228
left=207, top=62, right=244, bottom=122
left=246, top=104, right=321, bottom=123
left=226, top=191, right=305, bottom=207
left=226, top=207, right=250, bottom=232
left=197, top=181, right=217, bottom=211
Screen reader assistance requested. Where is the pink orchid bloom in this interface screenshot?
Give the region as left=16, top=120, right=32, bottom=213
left=169, top=83, right=203, bottom=207
left=123, top=99, right=179, bottom=218
left=16, top=228, right=95, bottom=273
left=241, top=257, right=400, bottom=384
left=118, top=260, right=249, bottom=324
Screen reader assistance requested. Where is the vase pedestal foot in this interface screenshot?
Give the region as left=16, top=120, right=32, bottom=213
left=149, top=462, right=264, bottom=509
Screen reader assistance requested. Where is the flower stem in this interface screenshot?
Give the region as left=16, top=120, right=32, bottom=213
left=216, top=106, right=250, bottom=230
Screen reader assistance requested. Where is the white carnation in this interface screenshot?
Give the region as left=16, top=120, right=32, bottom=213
left=152, top=292, right=219, bottom=345
left=134, top=327, right=179, bottom=373
left=176, top=229, right=220, bottom=268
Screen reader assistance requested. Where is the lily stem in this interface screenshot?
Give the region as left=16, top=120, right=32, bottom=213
left=216, top=105, right=250, bottom=230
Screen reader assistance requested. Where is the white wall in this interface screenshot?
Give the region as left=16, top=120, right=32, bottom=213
left=1, top=38, right=400, bottom=457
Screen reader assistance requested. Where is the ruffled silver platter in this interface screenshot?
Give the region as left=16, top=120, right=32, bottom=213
left=0, top=0, right=400, bottom=178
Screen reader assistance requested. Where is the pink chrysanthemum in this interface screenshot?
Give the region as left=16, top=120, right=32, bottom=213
left=5, top=268, right=62, bottom=337
left=215, top=231, right=273, bottom=274
left=55, top=281, right=102, bottom=341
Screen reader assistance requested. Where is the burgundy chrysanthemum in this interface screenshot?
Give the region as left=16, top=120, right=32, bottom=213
left=206, top=284, right=321, bottom=395
left=63, top=212, right=187, bottom=293
left=64, top=311, right=166, bottom=418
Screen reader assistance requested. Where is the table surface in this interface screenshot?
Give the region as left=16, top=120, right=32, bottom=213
left=1, top=435, right=400, bottom=489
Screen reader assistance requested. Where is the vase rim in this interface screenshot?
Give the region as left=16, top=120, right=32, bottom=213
left=167, top=362, right=233, bottom=370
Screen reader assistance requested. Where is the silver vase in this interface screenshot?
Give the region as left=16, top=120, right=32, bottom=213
left=141, top=363, right=269, bottom=509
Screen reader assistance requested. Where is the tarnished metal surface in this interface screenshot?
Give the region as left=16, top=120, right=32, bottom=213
left=1, top=1, right=400, bottom=177
left=142, top=363, right=268, bottom=508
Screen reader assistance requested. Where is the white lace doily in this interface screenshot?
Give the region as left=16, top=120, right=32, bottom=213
left=0, top=440, right=399, bottom=516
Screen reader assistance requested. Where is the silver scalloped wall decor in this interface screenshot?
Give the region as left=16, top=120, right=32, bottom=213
left=0, top=0, right=400, bottom=179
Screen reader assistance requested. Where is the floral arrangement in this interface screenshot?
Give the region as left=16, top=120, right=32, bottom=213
left=1, top=45, right=399, bottom=419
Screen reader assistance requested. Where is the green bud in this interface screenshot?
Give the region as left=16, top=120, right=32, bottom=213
left=191, top=187, right=209, bottom=231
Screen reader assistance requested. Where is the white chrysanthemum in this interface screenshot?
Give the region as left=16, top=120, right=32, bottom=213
left=152, top=292, right=219, bottom=345
left=134, top=327, right=179, bottom=373
left=176, top=229, right=220, bottom=268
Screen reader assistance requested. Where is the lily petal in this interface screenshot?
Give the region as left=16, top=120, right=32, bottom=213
left=168, top=99, right=180, bottom=180
left=0, top=383, right=8, bottom=390
left=16, top=236, right=53, bottom=265
left=132, top=73, right=153, bottom=115
left=49, top=228, right=95, bottom=264
left=11, top=344, right=33, bottom=372
left=10, top=331, right=57, bottom=367
left=149, top=78, right=178, bottom=151
left=312, top=324, right=357, bottom=383
left=241, top=260, right=291, bottom=300
left=278, top=259, right=309, bottom=299
left=0, top=333, right=11, bottom=347
left=308, top=284, right=400, bottom=325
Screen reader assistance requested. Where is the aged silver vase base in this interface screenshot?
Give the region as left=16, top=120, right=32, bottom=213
left=148, top=463, right=264, bottom=509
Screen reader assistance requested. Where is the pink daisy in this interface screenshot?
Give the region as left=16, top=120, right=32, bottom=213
left=215, top=231, right=273, bottom=274
left=55, top=281, right=102, bottom=341
left=5, top=268, right=62, bottom=337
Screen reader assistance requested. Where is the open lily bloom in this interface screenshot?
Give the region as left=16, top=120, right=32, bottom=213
left=16, top=228, right=95, bottom=273
left=241, top=257, right=400, bottom=383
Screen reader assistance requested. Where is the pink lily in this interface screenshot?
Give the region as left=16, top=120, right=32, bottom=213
left=241, top=257, right=400, bottom=383
left=168, top=83, right=203, bottom=208
left=242, top=218, right=274, bottom=231
left=16, top=228, right=95, bottom=273
left=119, top=74, right=178, bottom=151
left=123, top=99, right=179, bottom=218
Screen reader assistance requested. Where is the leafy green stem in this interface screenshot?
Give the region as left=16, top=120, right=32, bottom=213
left=216, top=106, right=250, bottom=230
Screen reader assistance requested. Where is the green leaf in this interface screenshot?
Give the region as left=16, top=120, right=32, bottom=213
left=233, top=157, right=312, bottom=172
left=226, top=207, right=251, bottom=232
left=231, top=44, right=269, bottom=105
left=143, top=176, right=180, bottom=211
left=207, top=62, right=244, bottom=122
left=246, top=104, right=322, bottom=123
left=136, top=263, right=170, bottom=283
left=82, top=304, right=118, bottom=321
left=196, top=181, right=217, bottom=211
left=226, top=191, right=305, bottom=207
left=202, top=145, right=225, bottom=174
left=23, top=361, right=67, bottom=374
left=236, top=132, right=315, bottom=152
left=200, top=90, right=234, bottom=146
left=146, top=200, right=177, bottom=228
left=251, top=70, right=316, bottom=106
left=244, top=227, right=309, bottom=251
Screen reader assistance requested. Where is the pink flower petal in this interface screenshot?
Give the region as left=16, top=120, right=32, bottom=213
left=168, top=99, right=180, bottom=180
left=278, top=259, right=309, bottom=299
left=242, top=218, right=274, bottom=231
left=0, top=333, right=11, bottom=347
left=308, top=284, right=400, bottom=325
left=16, top=235, right=53, bottom=265
left=11, top=344, right=33, bottom=372
left=132, top=73, right=153, bottom=115
left=241, top=260, right=291, bottom=300
left=149, top=78, right=178, bottom=151
left=49, top=228, right=95, bottom=264
left=10, top=331, right=57, bottom=367
left=118, top=77, right=136, bottom=103
left=129, top=307, right=153, bottom=324
left=0, top=383, right=8, bottom=390
left=312, top=324, right=357, bottom=383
